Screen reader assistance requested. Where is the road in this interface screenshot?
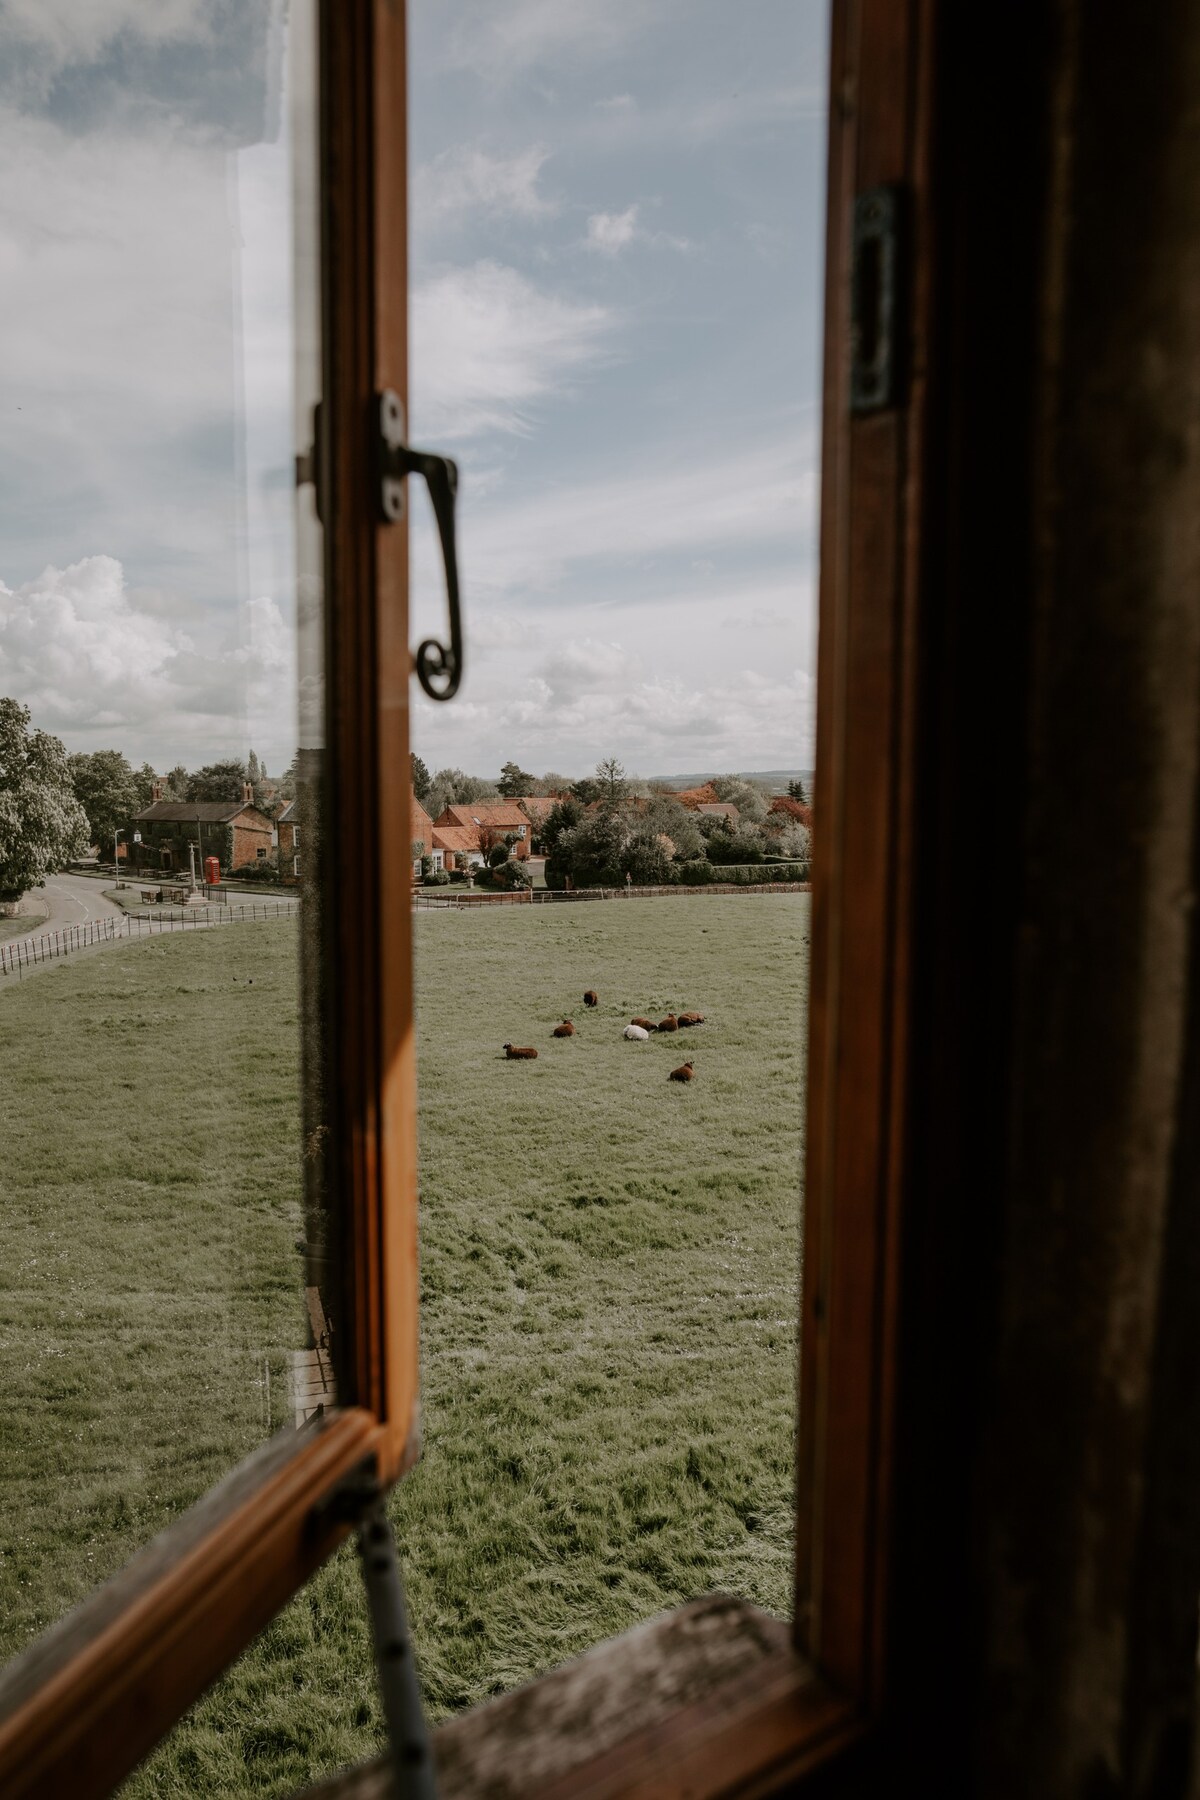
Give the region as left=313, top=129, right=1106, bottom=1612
left=7, top=872, right=125, bottom=943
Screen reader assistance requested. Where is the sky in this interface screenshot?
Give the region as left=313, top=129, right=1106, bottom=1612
left=0, top=0, right=827, bottom=781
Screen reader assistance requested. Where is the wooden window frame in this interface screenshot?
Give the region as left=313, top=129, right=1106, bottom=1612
left=0, top=0, right=945, bottom=1794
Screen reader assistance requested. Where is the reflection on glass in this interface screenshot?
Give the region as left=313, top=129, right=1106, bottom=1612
left=0, top=0, right=328, bottom=1662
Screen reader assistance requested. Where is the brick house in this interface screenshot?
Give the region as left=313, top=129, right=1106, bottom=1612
left=131, top=782, right=275, bottom=877
left=433, top=801, right=532, bottom=860
left=430, top=825, right=484, bottom=872
left=516, top=795, right=559, bottom=852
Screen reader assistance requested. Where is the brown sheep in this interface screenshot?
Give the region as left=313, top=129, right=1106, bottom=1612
left=503, top=1043, right=538, bottom=1059
left=583, top=990, right=598, bottom=1007
left=630, top=1016, right=656, bottom=1032
left=552, top=1021, right=575, bottom=1038
left=669, top=1061, right=695, bottom=1082
left=678, top=1011, right=706, bottom=1027
left=657, top=1014, right=679, bottom=1032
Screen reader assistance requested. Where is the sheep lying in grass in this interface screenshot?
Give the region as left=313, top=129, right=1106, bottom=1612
left=553, top=1021, right=575, bottom=1038
left=583, top=990, right=598, bottom=1007
left=630, top=1016, right=656, bottom=1032
left=657, top=1014, right=679, bottom=1032
left=669, top=1061, right=695, bottom=1082
left=678, top=1011, right=705, bottom=1027
left=623, top=1024, right=650, bottom=1041
left=504, top=1043, right=538, bottom=1059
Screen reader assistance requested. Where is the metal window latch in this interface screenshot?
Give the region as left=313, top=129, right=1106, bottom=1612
left=378, top=389, right=463, bottom=703
left=850, top=185, right=904, bottom=414
left=358, top=1504, right=439, bottom=1800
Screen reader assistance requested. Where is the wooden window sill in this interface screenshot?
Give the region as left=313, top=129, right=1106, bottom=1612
left=296, top=1594, right=859, bottom=1800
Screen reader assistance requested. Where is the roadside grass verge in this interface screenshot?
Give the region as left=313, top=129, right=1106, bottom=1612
left=1, top=896, right=808, bottom=1795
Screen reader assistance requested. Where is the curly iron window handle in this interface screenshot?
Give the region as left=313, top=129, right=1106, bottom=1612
left=378, top=388, right=463, bottom=702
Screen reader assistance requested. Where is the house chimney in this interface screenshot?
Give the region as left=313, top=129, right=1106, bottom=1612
left=151, top=780, right=163, bottom=803
left=242, top=781, right=254, bottom=805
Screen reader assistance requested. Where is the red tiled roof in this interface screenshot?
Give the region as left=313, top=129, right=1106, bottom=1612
left=673, top=783, right=721, bottom=809
left=431, top=826, right=479, bottom=853
left=438, top=802, right=528, bottom=829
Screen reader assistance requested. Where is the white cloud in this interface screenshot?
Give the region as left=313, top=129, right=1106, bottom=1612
left=440, top=0, right=661, bottom=78
left=411, top=260, right=611, bottom=440
left=413, top=144, right=555, bottom=225
left=450, top=431, right=814, bottom=601
left=0, top=0, right=210, bottom=72
left=585, top=205, right=639, bottom=255
left=0, top=557, right=296, bottom=767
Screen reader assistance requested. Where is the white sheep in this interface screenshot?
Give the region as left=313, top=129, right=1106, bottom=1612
left=623, top=1024, right=650, bottom=1041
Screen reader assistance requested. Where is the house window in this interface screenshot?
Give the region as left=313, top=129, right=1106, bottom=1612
left=293, top=856, right=300, bottom=878
left=256, top=847, right=267, bottom=860
left=432, top=851, right=443, bottom=871
left=293, top=826, right=301, bottom=847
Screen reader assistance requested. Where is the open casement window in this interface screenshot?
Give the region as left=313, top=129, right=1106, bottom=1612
left=0, top=0, right=948, bottom=1795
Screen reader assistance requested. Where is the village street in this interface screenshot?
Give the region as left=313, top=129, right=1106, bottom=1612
left=5, top=872, right=125, bottom=943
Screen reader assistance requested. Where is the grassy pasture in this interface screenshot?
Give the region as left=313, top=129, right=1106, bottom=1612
left=0, top=895, right=808, bottom=1795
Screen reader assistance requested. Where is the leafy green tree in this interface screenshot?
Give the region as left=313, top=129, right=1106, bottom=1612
left=425, top=767, right=500, bottom=819
left=491, top=856, right=532, bottom=891
left=711, top=775, right=769, bottom=823
left=247, top=748, right=263, bottom=785
left=621, top=828, right=672, bottom=887
left=67, top=749, right=139, bottom=851
left=641, top=794, right=703, bottom=860
left=164, top=763, right=190, bottom=800
left=540, top=771, right=573, bottom=796
left=277, top=755, right=299, bottom=800
left=185, top=760, right=249, bottom=803
left=558, top=811, right=624, bottom=886
left=497, top=760, right=534, bottom=797
left=0, top=699, right=89, bottom=905
left=540, top=795, right=584, bottom=855
left=569, top=777, right=602, bottom=805
left=787, top=777, right=809, bottom=803
left=410, top=753, right=431, bottom=802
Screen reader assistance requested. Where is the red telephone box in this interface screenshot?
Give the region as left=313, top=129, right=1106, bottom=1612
left=204, top=856, right=221, bottom=888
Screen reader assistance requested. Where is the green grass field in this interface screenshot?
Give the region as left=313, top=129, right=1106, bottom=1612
left=0, top=895, right=808, bottom=1795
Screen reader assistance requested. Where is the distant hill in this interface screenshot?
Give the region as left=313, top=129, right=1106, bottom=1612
left=648, top=768, right=814, bottom=793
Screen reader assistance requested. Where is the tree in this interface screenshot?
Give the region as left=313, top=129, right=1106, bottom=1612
left=711, top=775, right=769, bottom=823
left=277, top=755, right=299, bottom=800
left=133, top=762, right=160, bottom=808
left=558, top=811, right=624, bottom=886
left=164, top=764, right=190, bottom=800
left=497, top=760, right=535, bottom=797
left=642, top=793, right=704, bottom=860
left=787, top=777, right=809, bottom=804
left=595, top=757, right=628, bottom=808
left=540, top=795, right=584, bottom=856
left=410, top=753, right=431, bottom=802
left=540, top=771, right=573, bottom=796
left=186, top=760, right=249, bottom=803
left=569, top=777, right=603, bottom=805
left=0, top=699, right=89, bottom=906
left=621, top=828, right=672, bottom=887
left=68, top=749, right=139, bottom=851
left=247, top=748, right=263, bottom=785
left=425, top=767, right=500, bottom=820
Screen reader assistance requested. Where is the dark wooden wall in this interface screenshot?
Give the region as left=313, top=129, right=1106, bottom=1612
left=883, top=5, right=1200, bottom=1795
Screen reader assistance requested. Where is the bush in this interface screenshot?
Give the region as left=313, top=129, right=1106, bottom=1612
left=488, top=842, right=509, bottom=869
left=544, top=854, right=569, bottom=891
left=491, top=857, right=532, bottom=891
left=230, top=861, right=282, bottom=883
left=423, top=869, right=451, bottom=886
left=448, top=868, right=466, bottom=883
left=677, top=861, right=718, bottom=885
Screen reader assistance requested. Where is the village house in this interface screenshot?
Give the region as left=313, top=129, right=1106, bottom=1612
left=429, top=825, right=483, bottom=872
left=130, top=782, right=276, bottom=877
left=516, top=795, right=558, bottom=851
left=432, top=801, right=532, bottom=860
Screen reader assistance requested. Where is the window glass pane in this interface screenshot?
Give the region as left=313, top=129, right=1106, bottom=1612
left=0, top=0, right=331, bottom=1664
